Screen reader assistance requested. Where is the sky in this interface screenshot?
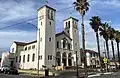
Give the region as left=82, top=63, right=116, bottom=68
left=0, top=0, right=120, bottom=58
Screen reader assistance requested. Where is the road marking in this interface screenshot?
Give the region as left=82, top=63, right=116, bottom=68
left=88, top=73, right=101, bottom=78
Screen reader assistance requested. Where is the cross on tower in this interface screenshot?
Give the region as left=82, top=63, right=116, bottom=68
left=46, top=0, right=48, bottom=5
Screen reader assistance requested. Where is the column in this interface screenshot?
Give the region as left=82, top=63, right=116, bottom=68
left=61, top=53, right=62, bottom=66
left=61, top=40, right=63, bottom=48
left=66, top=53, right=68, bottom=66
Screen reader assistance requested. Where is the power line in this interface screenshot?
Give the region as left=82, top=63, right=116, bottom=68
left=0, top=5, right=74, bottom=31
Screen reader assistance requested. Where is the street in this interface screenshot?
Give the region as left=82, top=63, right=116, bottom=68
left=0, top=73, right=39, bottom=78
left=0, top=71, right=120, bottom=78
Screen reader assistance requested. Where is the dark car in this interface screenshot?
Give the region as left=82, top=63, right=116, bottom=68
left=4, top=67, right=19, bottom=75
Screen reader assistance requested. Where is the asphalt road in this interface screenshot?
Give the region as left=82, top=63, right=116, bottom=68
left=0, top=73, right=39, bottom=78
left=0, top=71, right=120, bottom=78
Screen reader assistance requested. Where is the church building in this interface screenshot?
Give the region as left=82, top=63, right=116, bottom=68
left=10, top=5, right=81, bottom=69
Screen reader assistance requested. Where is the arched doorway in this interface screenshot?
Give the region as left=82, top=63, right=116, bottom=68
left=56, top=52, right=61, bottom=66
left=62, top=52, right=67, bottom=66
left=68, top=53, right=72, bottom=66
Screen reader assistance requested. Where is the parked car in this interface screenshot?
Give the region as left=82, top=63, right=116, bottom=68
left=5, top=67, right=19, bottom=75
left=0, top=67, right=2, bottom=73
left=1, top=66, right=19, bottom=75
left=0, top=66, right=10, bottom=73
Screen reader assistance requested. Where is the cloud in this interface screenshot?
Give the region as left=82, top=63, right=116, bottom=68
left=0, top=31, right=36, bottom=50
left=0, top=0, right=37, bottom=24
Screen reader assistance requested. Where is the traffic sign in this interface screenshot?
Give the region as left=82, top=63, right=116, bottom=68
left=103, top=58, right=108, bottom=64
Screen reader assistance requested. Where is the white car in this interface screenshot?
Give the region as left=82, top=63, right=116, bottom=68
left=1, top=66, right=10, bottom=73
left=0, top=67, right=1, bottom=72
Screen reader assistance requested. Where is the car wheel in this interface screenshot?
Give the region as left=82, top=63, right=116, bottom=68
left=4, top=71, right=7, bottom=74
left=7, top=71, right=10, bottom=74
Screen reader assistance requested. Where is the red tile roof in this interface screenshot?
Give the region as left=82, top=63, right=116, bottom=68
left=80, top=49, right=98, bottom=54
left=14, top=40, right=37, bottom=46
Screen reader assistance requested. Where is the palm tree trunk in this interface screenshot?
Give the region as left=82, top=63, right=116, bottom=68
left=117, top=42, right=120, bottom=63
left=82, top=15, right=87, bottom=77
left=96, top=32, right=102, bottom=68
left=105, top=40, right=110, bottom=59
left=111, top=40, right=115, bottom=60
left=111, top=40, right=116, bottom=69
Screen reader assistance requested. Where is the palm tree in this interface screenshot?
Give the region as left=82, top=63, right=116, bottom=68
left=108, top=27, right=116, bottom=68
left=99, top=22, right=110, bottom=59
left=89, top=16, right=102, bottom=67
left=74, top=0, right=89, bottom=77
left=114, top=31, right=120, bottom=64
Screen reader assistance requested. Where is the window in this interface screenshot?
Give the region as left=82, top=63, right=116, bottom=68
left=32, top=45, right=35, bottom=49
left=39, top=55, right=42, bottom=60
left=93, top=53, right=95, bottom=57
left=63, top=40, right=66, bottom=48
left=66, top=22, right=67, bottom=27
left=25, top=47, right=27, bottom=51
left=48, top=9, right=50, bottom=19
left=27, top=54, right=30, bottom=62
left=19, top=56, right=21, bottom=62
left=50, top=21, right=51, bottom=25
left=75, top=30, right=77, bottom=33
left=49, top=37, right=52, bottom=42
left=32, top=54, right=35, bottom=61
left=23, top=55, right=25, bottom=63
left=67, top=30, right=69, bottom=33
left=68, top=21, right=70, bottom=28
left=28, top=46, right=31, bottom=50
left=48, top=55, right=52, bottom=60
left=12, top=48, right=14, bottom=52
left=57, top=41, right=59, bottom=48
left=68, top=44, right=71, bottom=50
left=51, top=11, right=53, bottom=20
left=40, top=55, right=42, bottom=59
left=90, top=53, right=92, bottom=57
left=40, top=37, right=42, bottom=41
left=41, top=22, right=42, bottom=25
left=50, top=55, right=52, bottom=60
left=16, top=56, right=18, bottom=62
left=75, top=43, right=77, bottom=46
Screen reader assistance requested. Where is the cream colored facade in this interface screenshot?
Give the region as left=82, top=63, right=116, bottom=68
left=10, top=5, right=81, bottom=69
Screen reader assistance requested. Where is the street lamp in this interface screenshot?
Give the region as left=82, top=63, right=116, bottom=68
left=26, top=23, right=40, bottom=76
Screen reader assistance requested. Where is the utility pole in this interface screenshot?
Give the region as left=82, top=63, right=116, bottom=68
left=27, top=23, right=40, bottom=76
left=76, top=51, right=79, bottom=78
left=37, top=29, right=40, bottom=76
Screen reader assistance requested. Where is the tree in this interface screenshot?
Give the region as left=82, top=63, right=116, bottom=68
left=99, top=22, right=110, bottom=59
left=89, top=16, right=102, bottom=68
left=114, top=30, right=120, bottom=64
left=108, top=27, right=116, bottom=68
left=74, top=0, right=89, bottom=77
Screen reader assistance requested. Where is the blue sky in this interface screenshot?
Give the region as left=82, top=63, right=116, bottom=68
left=0, top=0, right=120, bottom=58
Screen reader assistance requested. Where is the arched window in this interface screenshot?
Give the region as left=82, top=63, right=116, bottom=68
left=19, top=56, right=21, bottom=62
left=68, top=53, right=72, bottom=58
left=68, top=21, right=70, bottom=28
left=25, top=47, right=27, bottom=51
left=66, top=22, right=67, bottom=28
left=32, top=54, right=35, bottom=61
left=27, top=54, right=30, bottom=62
left=62, top=52, right=66, bottom=58
left=23, top=55, right=25, bottom=63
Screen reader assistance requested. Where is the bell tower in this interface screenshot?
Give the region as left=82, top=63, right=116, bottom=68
left=63, top=17, right=81, bottom=65
left=37, top=5, right=56, bottom=69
